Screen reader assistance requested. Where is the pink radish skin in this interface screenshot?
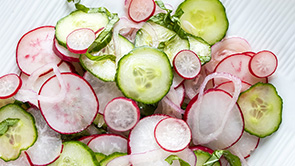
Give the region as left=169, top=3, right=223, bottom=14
left=128, top=0, right=156, bottom=23
left=243, top=51, right=256, bottom=57
left=87, top=134, right=128, bottom=155
left=249, top=50, right=278, bottom=78
left=78, top=135, right=97, bottom=145
left=66, top=28, right=96, bottom=54
left=172, top=70, right=185, bottom=89
left=16, top=26, right=62, bottom=76
left=154, top=117, right=191, bottom=152
left=104, top=97, right=140, bottom=132
left=38, top=73, right=99, bottom=134
left=215, top=80, right=252, bottom=95
left=214, top=53, right=267, bottom=85
left=0, top=73, right=22, bottom=99
left=53, top=38, right=80, bottom=62
left=173, top=50, right=201, bottom=79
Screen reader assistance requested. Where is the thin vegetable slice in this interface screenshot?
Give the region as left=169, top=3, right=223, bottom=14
left=0, top=104, right=37, bottom=161
left=0, top=73, right=22, bottom=99
left=66, top=28, right=96, bottom=54
left=128, top=0, right=156, bottom=23
left=238, top=82, right=283, bottom=138
left=38, top=73, right=99, bottom=134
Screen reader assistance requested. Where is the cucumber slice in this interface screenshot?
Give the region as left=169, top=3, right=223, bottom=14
left=177, top=0, right=228, bottom=45
left=116, top=46, right=173, bottom=104
left=238, top=83, right=283, bottom=138
left=135, top=21, right=176, bottom=47
left=49, top=141, right=99, bottom=166
left=99, top=152, right=127, bottom=166
left=55, top=10, right=109, bottom=47
left=95, top=152, right=107, bottom=163
left=0, top=104, right=37, bottom=161
left=187, top=35, right=211, bottom=65
left=80, top=35, right=134, bottom=82
left=162, top=34, right=189, bottom=65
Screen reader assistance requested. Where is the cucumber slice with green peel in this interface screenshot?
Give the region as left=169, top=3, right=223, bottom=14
left=49, top=141, right=99, bottom=166
left=80, top=35, right=134, bottom=82
left=116, top=46, right=173, bottom=104
left=187, top=35, right=211, bottom=65
left=55, top=10, right=109, bottom=47
left=0, top=104, right=37, bottom=161
left=135, top=22, right=176, bottom=48
left=95, top=152, right=107, bottom=163
left=162, top=34, right=190, bottom=65
left=99, top=152, right=127, bottom=166
left=177, top=0, right=229, bottom=45
left=238, top=83, right=283, bottom=138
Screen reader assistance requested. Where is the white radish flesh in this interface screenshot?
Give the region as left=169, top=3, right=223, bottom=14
left=83, top=72, right=123, bottom=114
left=66, top=28, right=96, bottom=54
left=128, top=0, right=156, bottom=23
left=87, top=134, right=127, bottom=155
left=154, top=118, right=191, bottom=152
left=16, top=26, right=62, bottom=76
left=215, top=80, right=251, bottom=95
left=25, top=107, right=63, bottom=166
left=38, top=73, right=98, bottom=134
left=104, top=97, right=140, bottom=132
left=0, top=74, right=22, bottom=99
left=173, top=50, right=201, bottom=79
left=249, top=50, right=278, bottom=78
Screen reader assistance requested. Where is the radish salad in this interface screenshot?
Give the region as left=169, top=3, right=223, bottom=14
left=0, top=0, right=283, bottom=165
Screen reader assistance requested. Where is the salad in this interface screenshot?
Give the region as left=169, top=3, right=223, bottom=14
left=0, top=0, right=284, bottom=166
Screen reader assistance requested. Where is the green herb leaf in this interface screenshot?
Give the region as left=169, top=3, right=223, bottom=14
left=165, top=155, right=190, bottom=166
left=203, top=150, right=241, bottom=166
left=85, top=9, right=119, bottom=61
left=0, top=118, right=20, bottom=136
left=75, top=3, right=90, bottom=13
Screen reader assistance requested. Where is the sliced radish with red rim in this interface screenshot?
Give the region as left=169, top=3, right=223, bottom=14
left=66, top=28, right=96, bottom=54
left=215, top=80, right=252, bottom=95
left=214, top=53, right=267, bottom=85
left=16, top=26, right=62, bottom=76
left=154, top=117, right=191, bottom=152
left=53, top=38, right=80, bottom=62
left=38, top=73, right=99, bottom=134
left=78, top=135, right=97, bottom=145
left=173, top=50, right=201, bottom=79
left=128, top=0, right=156, bottom=23
left=104, top=97, right=140, bottom=132
left=87, top=134, right=127, bottom=155
left=249, top=50, right=278, bottom=78
left=0, top=73, right=22, bottom=99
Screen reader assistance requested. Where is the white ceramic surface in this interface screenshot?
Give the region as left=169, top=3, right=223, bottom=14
left=1, top=0, right=294, bottom=165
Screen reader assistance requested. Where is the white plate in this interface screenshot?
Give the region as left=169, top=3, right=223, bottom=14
left=1, top=0, right=294, bottom=165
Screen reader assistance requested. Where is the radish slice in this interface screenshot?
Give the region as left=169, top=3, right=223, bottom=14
left=128, top=114, right=169, bottom=154
left=16, top=26, right=62, bottom=76
left=173, top=50, right=201, bottom=79
left=78, top=135, right=97, bottom=145
left=227, top=131, right=260, bottom=159
left=214, top=53, right=267, bottom=85
left=172, top=70, right=184, bottom=89
left=38, top=73, right=99, bottom=134
left=128, top=0, right=156, bottom=23
left=83, top=72, right=123, bottom=114
left=66, top=28, right=96, bottom=54
left=249, top=50, right=278, bottom=78
left=87, top=134, right=127, bottom=155
left=154, top=117, right=191, bottom=152
left=53, top=38, right=80, bottom=62
left=25, top=107, right=63, bottom=166
left=0, top=73, right=22, bottom=99
left=104, top=97, right=140, bottom=132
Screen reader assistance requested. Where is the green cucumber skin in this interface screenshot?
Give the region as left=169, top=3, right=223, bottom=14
left=0, top=104, right=38, bottom=162
left=238, top=83, right=283, bottom=138
left=176, top=0, right=229, bottom=45
left=116, top=46, right=173, bottom=104
left=99, top=152, right=127, bottom=166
